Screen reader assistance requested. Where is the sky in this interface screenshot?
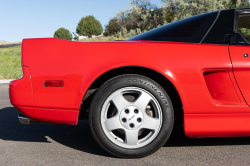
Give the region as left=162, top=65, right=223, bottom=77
left=0, top=0, right=163, bottom=42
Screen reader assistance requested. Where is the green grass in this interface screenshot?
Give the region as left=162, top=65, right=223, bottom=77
left=79, top=36, right=127, bottom=41
left=0, top=46, right=22, bottom=79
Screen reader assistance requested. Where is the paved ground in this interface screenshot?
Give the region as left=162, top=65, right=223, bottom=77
left=1, top=85, right=250, bottom=166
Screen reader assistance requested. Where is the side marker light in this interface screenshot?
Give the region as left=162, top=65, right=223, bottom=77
left=44, top=80, right=64, bottom=88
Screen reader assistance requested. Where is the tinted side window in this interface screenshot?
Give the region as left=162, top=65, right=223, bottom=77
left=238, top=14, right=250, bottom=43
left=127, top=11, right=219, bottom=43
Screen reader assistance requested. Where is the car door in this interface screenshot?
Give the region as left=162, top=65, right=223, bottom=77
left=229, top=12, right=250, bottom=105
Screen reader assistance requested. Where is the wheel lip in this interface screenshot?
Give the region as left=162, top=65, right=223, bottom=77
left=100, top=87, right=163, bottom=149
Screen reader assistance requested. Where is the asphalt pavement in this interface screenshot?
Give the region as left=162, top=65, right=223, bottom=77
left=1, top=85, right=250, bottom=166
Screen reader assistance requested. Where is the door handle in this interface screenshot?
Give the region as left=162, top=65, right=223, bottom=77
left=244, top=53, right=248, bottom=58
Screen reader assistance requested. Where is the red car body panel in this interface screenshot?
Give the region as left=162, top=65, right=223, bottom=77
left=203, top=69, right=240, bottom=104
left=16, top=106, right=78, bottom=125
left=185, top=114, right=250, bottom=137
left=229, top=46, right=250, bottom=105
left=9, top=38, right=250, bottom=137
left=9, top=66, right=35, bottom=107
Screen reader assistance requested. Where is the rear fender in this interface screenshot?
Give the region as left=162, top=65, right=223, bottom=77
left=9, top=66, right=35, bottom=107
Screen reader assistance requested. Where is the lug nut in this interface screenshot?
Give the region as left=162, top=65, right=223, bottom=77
left=134, top=109, right=139, bottom=113
left=122, top=118, right=127, bottom=123
left=130, top=123, right=134, bottom=128
left=125, top=109, right=129, bottom=114
left=137, top=118, right=142, bottom=123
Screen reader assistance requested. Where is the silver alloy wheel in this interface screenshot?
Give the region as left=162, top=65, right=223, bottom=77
left=101, top=87, right=162, bottom=149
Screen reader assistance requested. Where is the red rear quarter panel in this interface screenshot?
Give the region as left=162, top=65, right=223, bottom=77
left=18, top=38, right=250, bottom=136
left=9, top=66, right=35, bottom=107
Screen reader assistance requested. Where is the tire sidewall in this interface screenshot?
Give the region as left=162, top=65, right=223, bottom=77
left=89, top=75, right=174, bottom=158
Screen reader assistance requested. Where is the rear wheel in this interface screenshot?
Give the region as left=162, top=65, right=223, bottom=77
left=89, top=75, right=174, bottom=158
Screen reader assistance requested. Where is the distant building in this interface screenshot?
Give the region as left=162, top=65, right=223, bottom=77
left=78, top=33, right=104, bottom=40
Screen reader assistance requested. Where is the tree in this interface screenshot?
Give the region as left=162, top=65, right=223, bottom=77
left=53, top=28, right=72, bottom=40
left=236, top=0, right=250, bottom=8
left=109, top=0, right=167, bottom=38
left=76, top=15, right=103, bottom=38
left=161, top=0, right=250, bottom=22
left=104, top=18, right=121, bottom=36
left=109, top=0, right=165, bottom=33
left=161, top=0, right=231, bottom=21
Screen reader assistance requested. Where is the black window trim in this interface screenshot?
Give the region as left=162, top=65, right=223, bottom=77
left=202, top=9, right=235, bottom=45
left=200, top=11, right=220, bottom=43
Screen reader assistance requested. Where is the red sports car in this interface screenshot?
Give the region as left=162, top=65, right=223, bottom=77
left=9, top=8, right=250, bottom=158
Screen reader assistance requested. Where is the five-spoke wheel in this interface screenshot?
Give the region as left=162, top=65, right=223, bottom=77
left=89, top=75, right=174, bottom=158
left=101, top=87, right=162, bottom=148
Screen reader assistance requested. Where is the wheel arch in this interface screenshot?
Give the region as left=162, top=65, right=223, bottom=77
left=80, top=66, right=184, bottom=127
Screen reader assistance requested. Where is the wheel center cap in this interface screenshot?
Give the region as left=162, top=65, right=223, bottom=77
left=119, top=106, right=144, bottom=130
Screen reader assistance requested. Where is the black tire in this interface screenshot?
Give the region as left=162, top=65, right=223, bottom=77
left=89, top=74, right=174, bottom=158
